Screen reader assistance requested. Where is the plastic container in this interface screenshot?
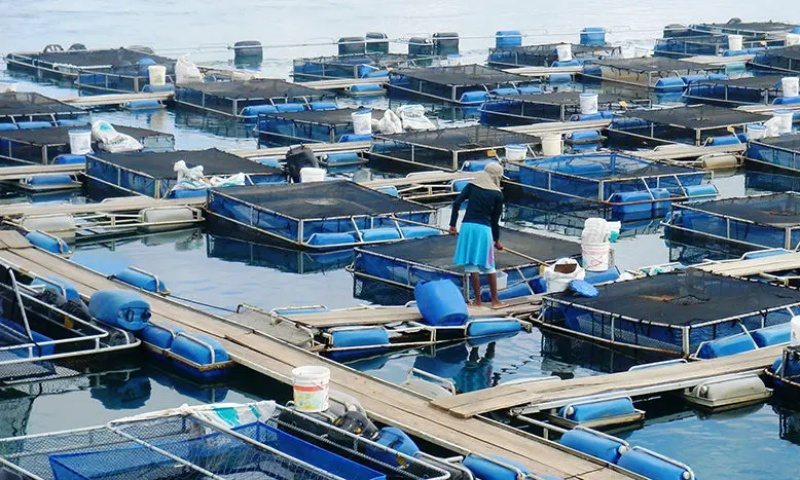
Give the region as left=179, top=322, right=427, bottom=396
left=774, top=110, right=795, bottom=134
left=728, top=34, right=743, bottom=51
left=747, top=123, right=767, bottom=140
left=351, top=108, right=373, bottom=135
left=414, top=280, right=468, bottom=326
left=496, top=30, right=523, bottom=48
left=505, top=144, right=527, bottom=161
left=582, top=242, right=611, bottom=272
left=541, top=134, right=563, bottom=156
left=560, top=428, right=627, bottom=464
left=291, top=365, right=330, bottom=412
left=300, top=167, right=326, bottom=183
left=580, top=27, right=606, bottom=46
left=782, top=77, right=800, bottom=98
left=147, top=65, right=166, bottom=86
left=555, top=43, right=573, bottom=62
left=68, top=130, right=92, bottom=155
left=696, top=333, right=757, bottom=359
left=791, top=315, right=800, bottom=345
left=579, top=93, right=599, bottom=115
left=88, top=290, right=151, bottom=331
left=25, top=231, right=69, bottom=255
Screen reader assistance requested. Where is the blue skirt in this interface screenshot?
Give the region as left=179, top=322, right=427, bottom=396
left=453, top=222, right=496, bottom=273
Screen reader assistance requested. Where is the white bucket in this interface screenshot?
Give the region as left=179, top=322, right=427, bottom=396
left=541, top=134, right=563, bottom=156
left=579, top=93, right=599, bottom=115
left=505, top=144, right=527, bottom=161
left=774, top=110, right=795, bottom=134
left=747, top=123, right=767, bottom=140
left=581, top=241, right=611, bottom=272
left=68, top=130, right=92, bottom=155
left=291, top=365, right=330, bottom=412
left=727, top=34, right=743, bottom=51
left=300, top=167, right=326, bottom=183
left=148, top=65, right=167, bottom=86
left=496, top=271, right=508, bottom=290
left=351, top=108, right=373, bottom=135
left=556, top=43, right=573, bottom=62
left=782, top=77, right=800, bottom=98
left=786, top=34, right=800, bottom=47
left=791, top=316, right=800, bottom=346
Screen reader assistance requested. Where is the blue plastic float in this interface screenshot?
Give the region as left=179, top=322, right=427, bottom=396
left=88, top=290, right=151, bottom=332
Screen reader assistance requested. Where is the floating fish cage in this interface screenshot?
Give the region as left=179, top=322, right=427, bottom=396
left=746, top=132, right=800, bottom=173
left=685, top=20, right=800, bottom=38
left=606, top=105, right=769, bottom=148
left=293, top=53, right=429, bottom=82
left=351, top=227, right=581, bottom=297
left=513, top=152, right=715, bottom=221
left=479, top=91, right=648, bottom=126
left=257, top=108, right=383, bottom=146
left=387, top=64, right=537, bottom=105
left=684, top=75, right=785, bottom=105
left=0, top=401, right=452, bottom=480
left=369, top=126, right=540, bottom=171
left=751, top=45, right=800, bottom=74
left=0, top=125, right=174, bottom=164
left=487, top=43, right=621, bottom=68
left=0, top=92, right=87, bottom=127
left=206, top=181, right=438, bottom=249
left=582, top=57, right=726, bottom=90
left=539, top=269, right=800, bottom=356
left=174, top=79, right=334, bottom=118
left=85, top=148, right=284, bottom=199
left=664, top=192, right=800, bottom=251
left=4, top=47, right=175, bottom=93
left=654, top=35, right=769, bottom=58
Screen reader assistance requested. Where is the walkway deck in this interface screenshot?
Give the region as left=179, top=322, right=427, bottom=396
left=0, top=232, right=634, bottom=480
left=0, top=164, right=84, bottom=181
left=0, top=196, right=205, bottom=219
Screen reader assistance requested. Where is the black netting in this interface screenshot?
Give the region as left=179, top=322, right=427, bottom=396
left=180, top=79, right=333, bottom=100
left=0, top=125, right=170, bottom=146
left=296, top=53, right=415, bottom=67
left=392, top=64, right=528, bottom=86
left=548, top=270, right=800, bottom=326
left=763, top=45, right=800, bottom=62
left=622, top=105, right=769, bottom=130
left=756, top=133, right=800, bottom=151
left=694, top=75, right=784, bottom=89
left=693, top=21, right=799, bottom=33
left=0, top=92, right=84, bottom=117
left=21, top=48, right=174, bottom=68
left=505, top=91, right=639, bottom=106
left=90, top=148, right=281, bottom=179
left=376, top=125, right=539, bottom=150
left=688, top=192, right=800, bottom=226
left=595, top=57, right=714, bottom=73
left=264, top=108, right=385, bottom=125
left=215, top=181, right=431, bottom=219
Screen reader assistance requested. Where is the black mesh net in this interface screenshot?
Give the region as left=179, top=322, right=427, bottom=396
left=694, top=75, right=784, bottom=89
left=693, top=21, right=799, bottom=33
left=90, top=148, right=281, bottom=179
left=506, top=91, right=639, bottom=106
left=216, top=181, right=431, bottom=219
left=0, top=125, right=170, bottom=146
left=764, top=45, right=800, bottom=61
left=547, top=269, right=800, bottom=326
left=756, top=133, right=800, bottom=151
left=0, top=92, right=84, bottom=117
left=595, top=57, right=715, bottom=73
left=358, top=227, right=580, bottom=270
left=22, top=48, right=174, bottom=68
left=180, top=79, right=333, bottom=100
left=376, top=125, right=539, bottom=150
left=688, top=192, right=800, bottom=226
left=622, top=105, right=769, bottom=130
left=265, top=108, right=385, bottom=125
left=392, top=64, right=529, bottom=86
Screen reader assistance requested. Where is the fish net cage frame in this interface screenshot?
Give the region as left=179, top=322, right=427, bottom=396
left=292, top=53, right=429, bottom=81
left=387, top=65, right=536, bottom=104
left=683, top=75, right=784, bottom=106
left=750, top=46, right=800, bottom=75
left=746, top=134, right=800, bottom=173
left=581, top=58, right=724, bottom=89
left=479, top=92, right=650, bottom=125
left=0, top=92, right=86, bottom=125
left=256, top=108, right=384, bottom=145
left=0, top=401, right=452, bottom=480
left=486, top=43, right=622, bottom=68
left=688, top=21, right=800, bottom=37
left=654, top=35, right=770, bottom=58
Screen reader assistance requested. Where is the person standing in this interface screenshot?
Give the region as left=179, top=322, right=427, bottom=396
left=449, top=162, right=505, bottom=307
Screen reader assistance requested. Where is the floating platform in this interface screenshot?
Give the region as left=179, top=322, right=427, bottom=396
left=0, top=125, right=174, bottom=164
left=488, top=43, right=621, bottom=68
left=85, top=148, right=283, bottom=198
left=746, top=132, right=800, bottom=173
left=387, top=64, right=536, bottom=105
left=581, top=57, right=725, bottom=90
left=539, top=269, right=800, bottom=356
left=607, top=104, right=769, bottom=148
left=665, top=192, right=800, bottom=251
left=751, top=45, right=800, bottom=74
left=684, top=75, right=785, bottom=106
left=174, top=79, right=334, bottom=118
left=369, top=125, right=540, bottom=171
left=256, top=107, right=384, bottom=146
left=0, top=91, right=87, bottom=127
left=654, top=34, right=768, bottom=58
left=513, top=152, right=715, bottom=221
left=4, top=47, right=175, bottom=93
left=682, top=20, right=800, bottom=37
left=206, top=181, right=437, bottom=249
left=294, top=52, right=427, bottom=82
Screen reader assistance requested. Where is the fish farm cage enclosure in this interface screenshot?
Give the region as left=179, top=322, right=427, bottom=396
left=751, top=45, right=800, bottom=74
left=581, top=57, right=726, bottom=90
left=654, top=34, right=775, bottom=58
left=746, top=132, right=800, bottom=173
left=683, top=75, right=786, bottom=106
left=294, top=53, right=430, bottom=82
left=539, top=269, right=800, bottom=356
left=487, top=42, right=621, bottom=68
left=0, top=92, right=87, bottom=127
left=256, top=108, right=384, bottom=146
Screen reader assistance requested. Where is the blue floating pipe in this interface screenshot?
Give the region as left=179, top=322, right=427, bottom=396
left=126, top=99, right=163, bottom=110
left=695, top=333, right=757, bottom=359
left=339, top=133, right=372, bottom=142
left=309, top=101, right=337, bottom=111
left=655, top=77, right=686, bottom=92
left=274, top=103, right=306, bottom=113
left=349, top=84, right=384, bottom=95
left=548, top=73, right=572, bottom=84
left=169, top=332, right=232, bottom=380
left=56, top=119, right=90, bottom=127
left=466, top=319, right=522, bottom=337
left=16, top=121, right=53, bottom=130
left=491, top=87, right=519, bottom=96
left=463, top=455, right=562, bottom=480
left=751, top=324, right=791, bottom=348
left=241, top=104, right=278, bottom=118
left=558, top=397, right=637, bottom=423
left=684, top=184, right=718, bottom=199
left=25, top=231, right=69, bottom=255
left=400, top=226, right=440, bottom=239
left=360, top=227, right=402, bottom=242
left=330, top=328, right=389, bottom=349
left=617, top=447, right=695, bottom=480
left=366, top=427, right=420, bottom=467
left=53, top=154, right=86, bottom=165
left=140, top=323, right=181, bottom=349
left=560, top=428, right=628, bottom=464
left=31, top=277, right=80, bottom=302
left=24, top=174, right=75, bottom=187
left=460, top=91, right=490, bottom=104
left=705, top=135, right=741, bottom=146
left=111, top=267, right=168, bottom=294
left=415, top=280, right=468, bottom=327
left=325, top=152, right=361, bottom=165
left=516, top=85, right=543, bottom=95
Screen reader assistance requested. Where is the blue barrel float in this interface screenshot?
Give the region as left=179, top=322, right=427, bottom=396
left=414, top=280, right=468, bottom=327
left=89, top=290, right=151, bottom=331
left=560, top=428, right=628, bottom=464
left=25, top=231, right=70, bottom=255
left=617, top=447, right=695, bottom=480
left=139, top=322, right=234, bottom=381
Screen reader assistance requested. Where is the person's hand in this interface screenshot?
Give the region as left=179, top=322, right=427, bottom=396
left=448, top=226, right=458, bottom=235
left=494, top=241, right=504, bottom=251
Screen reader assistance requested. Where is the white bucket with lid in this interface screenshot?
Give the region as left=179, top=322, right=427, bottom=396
left=786, top=34, right=800, bottom=47
left=791, top=316, right=800, bottom=346
left=727, top=34, right=743, bottom=51
left=747, top=123, right=767, bottom=140
left=541, top=134, right=563, bottom=156
left=774, top=110, right=795, bottom=134
left=148, top=65, right=167, bottom=86
left=556, top=43, right=573, bottom=62
left=579, top=93, right=599, bottom=114
left=782, top=77, right=800, bottom=98
left=300, top=167, right=326, bottom=183
left=581, top=241, right=611, bottom=272
left=505, top=144, right=527, bottom=161
left=68, top=130, right=92, bottom=155
left=291, top=365, right=330, bottom=412
left=351, top=108, right=373, bottom=135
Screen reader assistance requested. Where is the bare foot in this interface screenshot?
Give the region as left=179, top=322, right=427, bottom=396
left=491, top=301, right=504, bottom=309
left=470, top=300, right=483, bottom=307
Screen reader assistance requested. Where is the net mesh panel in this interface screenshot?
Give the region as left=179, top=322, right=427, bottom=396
left=215, top=181, right=431, bottom=219
left=391, top=65, right=529, bottom=86
left=506, top=91, right=637, bottom=106
left=89, top=148, right=281, bottom=179
left=22, top=48, right=175, bottom=69
left=179, top=79, right=332, bottom=100
left=296, top=53, right=415, bottom=68
left=263, top=108, right=385, bottom=125
left=524, top=153, right=698, bottom=180
left=594, top=57, right=714, bottom=73
left=376, top=126, right=540, bottom=150
left=694, top=75, right=783, bottom=89
left=766, top=45, right=800, bottom=62
left=686, top=193, right=800, bottom=226
left=622, top=105, right=769, bottom=130
left=0, top=125, right=170, bottom=146
left=0, top=93, right=84, bottom=117
left=693, top=21, right=799, bottom=33
left=756, top=133, right=800, bottom=151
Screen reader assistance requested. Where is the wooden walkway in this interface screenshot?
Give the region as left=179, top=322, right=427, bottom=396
left=694, top=252, right=800, bottom=277
left=0, top=233, right=633, bottom=480
left=0, top=196, right=206, bottom=219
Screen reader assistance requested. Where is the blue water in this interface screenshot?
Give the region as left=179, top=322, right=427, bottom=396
left=2, top=2, right=800, bottom=479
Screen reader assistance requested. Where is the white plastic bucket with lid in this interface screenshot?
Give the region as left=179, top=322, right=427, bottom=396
left=782, top=77, right=800, bottom=98
left=747, top=123, right=767, bottom=140
left=541, top=134, right=563, bottom=156
left=791, top=316, right=800, bottom=345
left=291, top=365, right=330, bottom=412
left=727, top=34, right=743, bottom=51
left=148, top=65, right=167, bottom=86
left=505, top=144, right=527, bottom=161
left=68, top=130, right=92, bottom=155
left=774, top=110, right=795, bottom=134
left=579, top=93, right=599, bottom=114
left=581, top=241, right=611, bottom=272
left=300, top=167, right=326, bottom=183
left=351, top=108, right=373, bottom=135
left=786, top=34, right=800, bottom=47
left=556, top=43, right=573, bottom=62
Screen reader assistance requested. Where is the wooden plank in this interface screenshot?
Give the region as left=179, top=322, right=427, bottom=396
left=503, top=119, right=611, bottom=136
left=630, top=143, right=746, bottom=161
left=694, top=253, right=800, bottom=277
left=301, top=78, right=386, bottom=90
left=60, top=91, right=173, bottom=106
left=0, top=164, right=84, bottom=181
left=0, top=196, right=205, bottom=219
left=0, top=231, right=31, bottom=250
left=0, top=247, right=632, bottom=480
left=503, top=65, right=584, bottom=77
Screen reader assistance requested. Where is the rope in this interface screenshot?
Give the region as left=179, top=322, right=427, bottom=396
left=166, top=293, right=238, bottom=313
